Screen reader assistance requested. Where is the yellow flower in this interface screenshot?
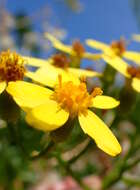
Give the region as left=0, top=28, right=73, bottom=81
left=102, top=55, right=140, bottom=92
left=7, top=76, right=121, bottom=156
left=45, top=33, right=101, bottom=61
left=86, top=38, right=140, bottom=66
left=0, top=50, right=43, bottom=94
left=25, top=55, right=101, bottom=88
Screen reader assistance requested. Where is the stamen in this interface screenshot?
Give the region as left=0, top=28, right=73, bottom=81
left=110, top=38, right=126, bottom=56
left=91, top=87, right=103, bottom=97
left=72, top=40, right=85, bottom=57
left=127, top=66, right=140, bottom=79
left=52, top=53, right=70, bottom=69
left=58, top=74, right=62, bottom=88
left=0, top=50, right=26, bottom=82
left=52, top=76, right=103, bottom=118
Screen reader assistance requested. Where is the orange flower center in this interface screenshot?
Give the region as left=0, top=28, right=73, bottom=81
left=127, top=66, right=140, bottom=79
left=52, top=53, right=70, bottom=69
left=52, top=76, right=103, bottom=118
left=110, top=39, right=126, bottom=56
left=0, top=50, right=26, bottom=82
left=72, top=40, right=85, bottom=57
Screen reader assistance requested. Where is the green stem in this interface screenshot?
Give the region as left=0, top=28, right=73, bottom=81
left=125, top=157, right=140, bottom=170
left=30, top=140, right=54, bottom=161
left=7, top=122, right=19, bottom=145
left=122, top=176, right=140, bottom=187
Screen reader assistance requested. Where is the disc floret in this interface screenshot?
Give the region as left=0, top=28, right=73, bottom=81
left=52, top=75, right=103, bottom=118
left=0, top=50, right=26, bottom=82
left=110, top=38, right=126, bottom=56
left=72, top=40, right=85, bottom=57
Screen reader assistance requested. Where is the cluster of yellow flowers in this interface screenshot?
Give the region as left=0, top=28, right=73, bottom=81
left=1, top=33, right=140, bottom=157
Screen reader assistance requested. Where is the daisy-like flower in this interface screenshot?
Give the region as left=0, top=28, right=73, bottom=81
left=102, top=55, right=140, bottom=92
left=25, top=55, right=101, bottom=88
left=0, top=50, right=44, bottom=95
left=45, top=33, right=101, bottom=61
left=86, top=38, right=140, bottom=66
left=7, top=76, right=121, bottom=156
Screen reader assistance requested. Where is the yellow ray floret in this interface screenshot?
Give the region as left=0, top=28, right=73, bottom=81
left=132, top=78, right=140, bottom=92
left=6, top=81, right=53, bottom=109
left=25, top=57, right=101, bottom=88
left=79, top=110, right=121, bottom=156
left=102, top=55, right=130, bottom=78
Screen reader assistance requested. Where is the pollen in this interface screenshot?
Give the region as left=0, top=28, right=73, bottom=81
left=0, top=50, right=26, bottom=82
left=110, top=38, right=126, bottom=56
left=52, top=53, right=70, bottom=69
left=127, top=66, right=140, bottom=79
left=51, top=75, right=103, bottom=118
left=72, top=40, right=85, bottom=57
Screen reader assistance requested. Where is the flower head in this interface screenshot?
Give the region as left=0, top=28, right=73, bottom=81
left=51, top=75, right=103, bottom=117
left=110, top=38, right=126, bottom=57
left=86, top=38, right=140, bottom=66
left=102, top=55, right=140, bottom=92
left=72, top=40, right=85, bottom=57
left=7, top=76, right=121, bottom=156
left=0, top=50, right=26, bottom=82
left=45, top=33, right=101, bottom=61
left=0, top=50, right=44, bottom=95
left=0, top=50, right=27, bottom=94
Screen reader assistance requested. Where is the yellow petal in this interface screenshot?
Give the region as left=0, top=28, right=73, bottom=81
left=83, top=52, right=101, bottom=60
left=6, top=81, right=53, bottom=109
left=26, top=66, right=80, bottom=88
left=45, top=33, right=74, bottom=55
left=123, top=51, right=140, bottom=65
left=26, top=100, right=69, bottom=131
left=102, top=55, right=130, bottom=78
left=91, top=95, right=120, bottom=109
left=23, top=56, right=50, bottom=67
left=0, top=81, right=6, bottom=94
left=79, top=110, right=121, bottom=156
left=68, top=67, right=101, bottom=78
left=132, top=78, right=140, bottom=93
left=86, top=39, right=110, bottom=52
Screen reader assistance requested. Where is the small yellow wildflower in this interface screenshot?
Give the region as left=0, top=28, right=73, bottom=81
left=7, top=76, right=121, bottom=156
left=86, top=38, right=140, bottom=65
left=102, top=55, right=140, bottom=92
left=25, top=56, right=101, bottom=88
left=0, top=50, right=26, bottom=94
left=45, top=33, right=101, bottom=61
left=0, top=50, right=43, bottom=94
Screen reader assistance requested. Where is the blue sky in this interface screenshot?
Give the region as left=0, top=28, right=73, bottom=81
left=6, top=0, right=140, bottom=53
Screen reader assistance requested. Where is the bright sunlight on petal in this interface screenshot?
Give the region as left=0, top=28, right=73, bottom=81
left=79, top=110, right=121, bottom=156
left=26, top=100, right=69, bottom=131
left=90, top=95, right=120, bottom=109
